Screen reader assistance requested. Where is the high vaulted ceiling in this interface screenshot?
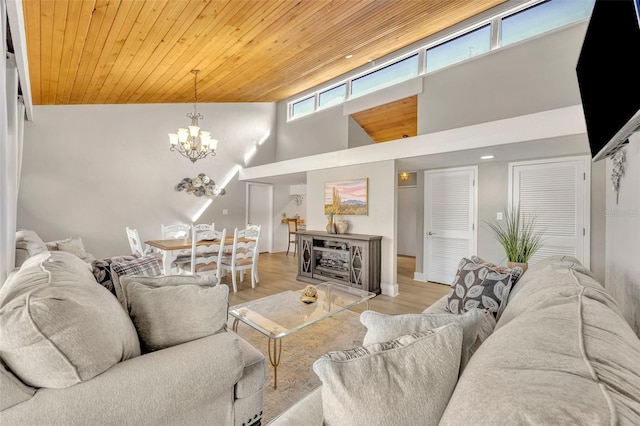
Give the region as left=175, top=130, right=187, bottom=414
left=22, top=0, right=506, bottom=106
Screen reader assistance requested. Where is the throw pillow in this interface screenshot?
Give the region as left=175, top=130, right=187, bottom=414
left=56, top=237, right=96, bottom=263
left=110, top=254, right=162, bottom=307
left=0, top=252, right=140, bottom=388
left=15, top=229, right=47, bottom=256
left=446, top=258, right=519, bottom=317
left=470, top=256, right=524, bottom=318
left=44, top=237, right=70, bottom=251
left=471, top=255, right=524, bottom=286
left=124, top=281, right=229, bottom=352
left=360, top=308, right=495, bottom=371
left=313, top=324, right=463, bottom=426
left=91, top=258, right=116, bottom=296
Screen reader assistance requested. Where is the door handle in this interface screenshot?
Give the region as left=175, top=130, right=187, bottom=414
left=427, top=232, right=436, bottom=236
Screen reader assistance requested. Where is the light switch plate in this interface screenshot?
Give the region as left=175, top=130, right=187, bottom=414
left=222, top=209, right=229, bottom=215
left=497, top=212, right=503, bottom=220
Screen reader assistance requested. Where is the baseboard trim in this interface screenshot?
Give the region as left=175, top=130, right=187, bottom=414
left=381, top=282, right=399, bottom=297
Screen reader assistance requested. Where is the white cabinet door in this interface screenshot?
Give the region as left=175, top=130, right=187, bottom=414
left=509, top=156, right=590, bottom=267
left=424, top=167, right=477, bottom=285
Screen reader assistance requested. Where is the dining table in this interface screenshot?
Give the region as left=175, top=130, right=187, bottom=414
left=145, top=236, right=250, bottom=275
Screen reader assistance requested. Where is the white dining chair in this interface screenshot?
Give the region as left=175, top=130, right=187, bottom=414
left=125, top=227, right=154, bottom=256
left=160, top=223, right=192, bottom=273
left=220, top=225, right=261, bottom=292
left=176, top=227, right=226, bottom=279
left=161, top=223, right=191, bottom=239
left=125, top=227, right=144, bottom=255
left=192, top=222, right=215, bottom=239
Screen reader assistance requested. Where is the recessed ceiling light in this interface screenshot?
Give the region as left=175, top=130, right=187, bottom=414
left=480, top=155, right=494, bottom=160
left=345, top=54, right=353, bottom=59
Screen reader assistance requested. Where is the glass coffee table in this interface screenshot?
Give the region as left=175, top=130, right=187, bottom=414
left=229, top=281, right=375, bottom=389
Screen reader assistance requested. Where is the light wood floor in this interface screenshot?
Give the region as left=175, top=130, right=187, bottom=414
left=224, top=252, right=449, bottom=314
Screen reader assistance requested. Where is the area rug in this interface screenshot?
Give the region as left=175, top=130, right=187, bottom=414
left=229, top=309, right=367, bottom=424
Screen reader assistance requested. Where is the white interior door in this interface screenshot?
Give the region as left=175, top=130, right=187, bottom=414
left=509, top=156, right=590, bottom=267
left=398, top=186, right=417, bottom=256
left=247, top=183, right=273, bottom=253
left=423, top=167, right=477, bottom=285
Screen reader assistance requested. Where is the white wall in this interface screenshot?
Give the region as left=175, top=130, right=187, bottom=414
left=18, top=103, right=276, bottom=259
left=605, top=136, right=640, bottom=336
left=275, top=102, right=348, bottom=161
left=306, top=160, right=397, bottom=296
left=347, top=116, right=374, bottom=148
left=419, top=22, right=586, bottom=134
left=397, top=186, right=417, bottom=256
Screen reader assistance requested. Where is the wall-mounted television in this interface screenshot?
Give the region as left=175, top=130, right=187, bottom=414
left=576, top=0, right=640, bottom=162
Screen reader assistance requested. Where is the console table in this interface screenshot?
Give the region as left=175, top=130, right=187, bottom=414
left=296, top=230, right=382, bottom=294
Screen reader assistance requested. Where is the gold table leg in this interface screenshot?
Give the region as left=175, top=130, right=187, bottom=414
left=232, top=318, right=239, bottom=332
left=268, top=338, right=283, bottom=390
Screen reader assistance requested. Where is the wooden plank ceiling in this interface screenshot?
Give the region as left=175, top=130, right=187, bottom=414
left=23, top=0, right=505, bottom=105
left=352, top=96, right=418, bottom=143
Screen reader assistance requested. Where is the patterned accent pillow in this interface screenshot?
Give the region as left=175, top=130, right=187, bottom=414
left=110, top=255, right=162, bottom=307
left=446, top=258, right=521, bottom=317
left=91, top=258, right=115, bottom=295
left=471, top=255, right=524, bottom=286
left=91, top=254, right=141, bottom=297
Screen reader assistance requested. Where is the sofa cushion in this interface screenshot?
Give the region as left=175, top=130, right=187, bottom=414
left=124, top=279, right=229, bottom=352
left=439, top=258, right=640, bottom=425
left=110, top=254, right=161, bottom=306
left=233, top=331, right=267, bottom=399
left=0, top=359, right=36, bottom=410
left=0, top=251, right=141, bottom=388
left=313, top=324, right=463, bottom=426
left=446, top=257, right=520, bottom=317
left=360, top=308, right=495, bottom=371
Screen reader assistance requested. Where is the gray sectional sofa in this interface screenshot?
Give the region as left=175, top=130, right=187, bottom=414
left=1, top=241, right=266, bottom=426
left=270, top=256, right=640, bottom=425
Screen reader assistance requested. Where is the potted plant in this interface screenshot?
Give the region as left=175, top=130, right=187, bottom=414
left=483, top=204, right=544, bottom=272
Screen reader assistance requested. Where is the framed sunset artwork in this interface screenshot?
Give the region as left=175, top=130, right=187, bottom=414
left=324, top=178, right=368, bottom=215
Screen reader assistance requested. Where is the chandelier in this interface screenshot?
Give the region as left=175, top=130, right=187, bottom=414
left=168, top=70, right=218, bottom=163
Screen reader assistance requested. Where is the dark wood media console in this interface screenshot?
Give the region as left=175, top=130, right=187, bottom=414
left=296, top=230, right=382, bottom=295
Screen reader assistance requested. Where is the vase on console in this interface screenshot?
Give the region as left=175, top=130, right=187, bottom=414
left=335, top=220, right=348, bottom=234
left=326, top=213, right=336, bottom=234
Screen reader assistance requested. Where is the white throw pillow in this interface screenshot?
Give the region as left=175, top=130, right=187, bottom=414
left=15, top=230, right=47, bottom=256
left=124, top=281, right=229, bottom=352
left=55, top=237, right=96, bottom=263
left=313, top=324, right=463, bottom=426
left=360, top=308, right=495, bottom=371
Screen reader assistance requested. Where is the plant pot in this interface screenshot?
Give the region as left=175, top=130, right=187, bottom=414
left=508, top=261, right=528, bottom=273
